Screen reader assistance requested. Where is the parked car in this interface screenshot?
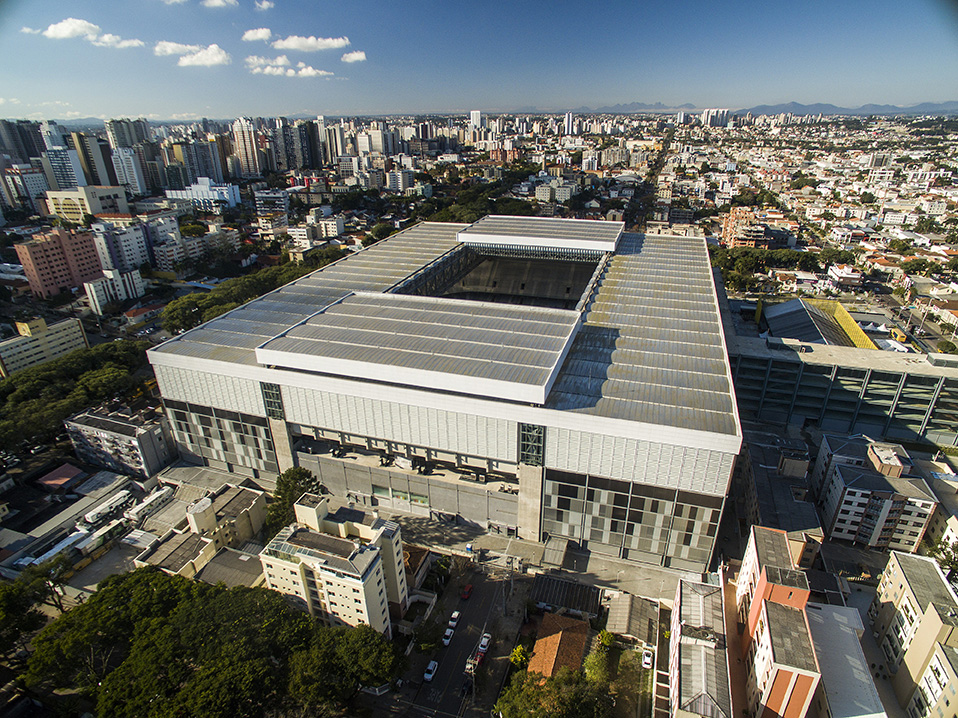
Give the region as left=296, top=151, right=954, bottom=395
left=443, top=628, right=455, bottom=646
left=448, top=610, right=461, bottom=629
left=460, top=584, right=473, bottom=600
left=478, top=633, right=491, bottom=654
left=642, top=649, right=654, bottom=670
left=424, top=660, right=438, bottom=682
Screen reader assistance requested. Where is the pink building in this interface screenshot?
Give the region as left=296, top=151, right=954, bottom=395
left=15, top=227, right=103, bottom=299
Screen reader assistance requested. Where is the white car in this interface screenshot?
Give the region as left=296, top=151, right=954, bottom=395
left=642, top=649, right=654, bottom=670
left=443, top=627, right=455, bottom=646
left=424, top=660, right=438, bottom=682
left=478, top=633, right=491, bottom=654
left=448, top=611, right=461, bottom=629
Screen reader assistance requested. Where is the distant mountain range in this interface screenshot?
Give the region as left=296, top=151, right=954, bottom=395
left=733, top=100, right=958, bottom=117
left=45, top=100, right=958, bottom=127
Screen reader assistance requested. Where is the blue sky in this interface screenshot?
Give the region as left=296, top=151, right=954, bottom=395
left=1, top=0, right=957, bottom=121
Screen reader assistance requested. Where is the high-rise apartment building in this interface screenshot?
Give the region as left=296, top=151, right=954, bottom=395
left=70, top=133, right=117, bottom=187
left=564, top=112, right=575, bottom=136
left=0, top=120, right=44, bottom=164
left=469, top=110, right=484, bottom=129
left=105, top=118, right=151, bottom=150
left=91, top=221, right=151, bottom=273
left=3, top=164, right=49, bottom=212
left=44, top=145, right=87, bottom=190
left=112, top=147, right=148, bottom=194
left=84, top=269, right=147, bottom=315
left=64, top=405, right=176, bottom=478
left=15, top=227, right=104, bottom=298
left=231, top=118, right=262, bottom=177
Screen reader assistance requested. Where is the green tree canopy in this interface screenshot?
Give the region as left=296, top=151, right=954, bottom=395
left=265, top=467, right=322, bottom=539
left=495, top=667, right=614, bottom=718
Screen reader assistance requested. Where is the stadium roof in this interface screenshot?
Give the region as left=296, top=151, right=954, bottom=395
left=458, top=214, right=623, bottom=253
left=151, top=218, right=739, bottom=440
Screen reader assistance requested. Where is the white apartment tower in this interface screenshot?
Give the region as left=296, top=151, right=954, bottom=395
left=112, top=147, right=148, bottom=195
left=231, top=118, right=262, bottom=178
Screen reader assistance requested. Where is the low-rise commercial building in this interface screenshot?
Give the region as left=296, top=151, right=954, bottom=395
left=42, top=185, right=129, bottom=223
left=165, top=178, right=240, bottom=214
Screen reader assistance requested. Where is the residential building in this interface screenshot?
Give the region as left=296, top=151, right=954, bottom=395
left=260, top=493, right=406, bottom=636
left=112, top=147, right=147, bottom=194
left=70, top=132, right=116, bottom=187
left=42, top=185, right=129, bottom=224
left=150, top=218, right=741, bottom=571
left=0, top=317, right=88, bottom=378
left=3, top=163, right=49, bottom=212
left=386, top=169, right=414, bottom=193
left=136, top=483, right=267, bottom=578
left=827, top=264, right=862, bottom=290
left=165, top=177, right=241, bottom=214
left=84, top=269, right=147, bottom=315
left=525, top=613, right=589, bottom=678
left=744, top=600, right=821, bottom=718
left=231, top=118, right=261, bottom=177
left=105, top=118, right=151, bottom=150
left=669, top=580, right=732, bottom=718
left=813, top=436, right=936, bottom=552
left=91, top=221, right=151, bottom=273
left=15, top=227, right=104, bottom=298
left=64, top=404, right=177, bottom=478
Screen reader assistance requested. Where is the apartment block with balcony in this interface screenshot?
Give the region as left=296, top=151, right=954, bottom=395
left=15, top=227, right=104, bottom=298
left=259, top=493, right=406, bottom=637
left=868, top=552, right=958, bottom=676
left=0, top=317, right=88, bottom=377
left=64, top=404, right=176, bottom=478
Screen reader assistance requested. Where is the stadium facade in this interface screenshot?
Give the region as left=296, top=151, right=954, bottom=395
left=149, top=216, right=742, bottom=571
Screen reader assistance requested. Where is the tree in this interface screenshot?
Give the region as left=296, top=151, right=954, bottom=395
left=265, top=467, right=321, bottom=539
left=928, top=537, right=958, bottom=579
left=938, top=340, right=958, bottom=355
left=509, top=644, right=530, bottom=669
left=495, top=668, right=614, bottom=718
left=901, top=258, right=932, bottom=276
left=0, top=582, right=45, bottom=657
left=583, top=647, right=610, bottom=685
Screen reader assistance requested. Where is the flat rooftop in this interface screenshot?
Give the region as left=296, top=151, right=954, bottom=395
left=752, top=526, right=794, bottom=570
left=746, top=443, right=823, bottom=540
left=150, top=220, right=739, bottom=440
left=805, top=603, right=886, bottom=718
left=256, top=292, right=581, bottom=404
left=193, top=547, right=263, bottom=588
left=458, top=215, right=624, bottom=253
left=140, top=531, right=208, bottom=573
left=834, top=464, right=936, bottom=501
left=765, top=601, right=818, bottom=673
left=893, top=552, right=957, bottom=610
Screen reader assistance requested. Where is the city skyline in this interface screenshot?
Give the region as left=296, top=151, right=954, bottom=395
left=0, top=0, right=957, bottom=121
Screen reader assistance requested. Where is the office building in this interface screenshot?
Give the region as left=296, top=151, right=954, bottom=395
left=0, top=317, right=88, bottom=378
left=70, top=133, right=117, bottom=187
left=260, top=493, right=406, bottom=636
left=65, top=405, right=176, bottom=478
left=469, top=110, right=483, bottom=129
left=149, top=217, right=741, bottom=570
left=564, top=112, right=575, bottom=136
left=165, top=177, right=241, bottom=214
left=15, top=227, right=104, bottom=298
left=0, top=119, right=44, bottom=164
left=44, top=145, right=87, bottom=190
left=42, top=185, right=129, bottom=224
left=84, top=269, right=147, bottom=315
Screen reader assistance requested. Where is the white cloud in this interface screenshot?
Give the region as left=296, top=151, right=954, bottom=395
left=26, top=18, right=142, bottom=49
left=201, top=0, right=238, bottom=6
left=155, top=40, right=202, bottom=56
left=246, top=54, right=290, bottom=69
left=42, top=17, right=100, bottom=40
left=295, top=64, right=333, bottom=77
left=246, top=56, right=331, bottom=77
left=178, top=44, right=231, bottom=66
left=272, top=35, right=349, bottom=52
left=92, top=33, right=145, bottom=49
left=242, top=27, right=272, bottom=42
left=341, top=50, right=366, bottom=63
left=255, top=0, right=275, bottom=9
